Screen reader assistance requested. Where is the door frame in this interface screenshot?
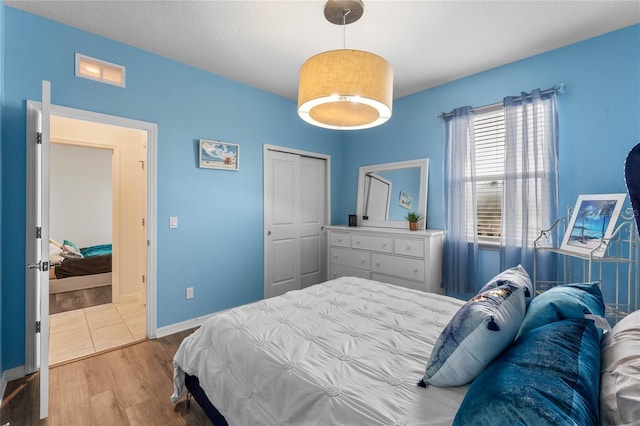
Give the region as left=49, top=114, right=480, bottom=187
left=25, top=103, right=158, bottom=373
left=262, top=144, right=331, bottom=298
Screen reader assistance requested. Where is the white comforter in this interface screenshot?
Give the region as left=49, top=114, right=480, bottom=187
left=172, top=276, right=468, bottom=425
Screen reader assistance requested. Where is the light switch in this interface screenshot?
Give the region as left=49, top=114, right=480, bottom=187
left=169, top=216, right=178, bottom=228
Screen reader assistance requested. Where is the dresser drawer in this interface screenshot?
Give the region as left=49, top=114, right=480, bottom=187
left=394, top=238, right=425, bottom=258
left=330, top=247, right=371, bottom=269
left=371, top=253, right=425, bottom=282
left=371, top=273, right=425, bottom=292
left=351, top=234, right=392, bottom=253
left=330, top=264, right=371, bottom=281
left=330, top=231, right=351, bottom=247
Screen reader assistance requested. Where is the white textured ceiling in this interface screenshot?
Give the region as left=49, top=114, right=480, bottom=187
left=6, top=1, right=640, bottom=100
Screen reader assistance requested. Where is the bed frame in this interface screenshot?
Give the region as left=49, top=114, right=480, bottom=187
left=49, top=272, right=112, bottom=294
left=185, top=374, right=228, bottom=426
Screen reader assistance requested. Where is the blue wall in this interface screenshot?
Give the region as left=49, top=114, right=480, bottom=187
left=1, top=5, right=638, bottom=373
left=341, top=24, right=640, bottom=286
left=1, top=7, right=344, bottom=371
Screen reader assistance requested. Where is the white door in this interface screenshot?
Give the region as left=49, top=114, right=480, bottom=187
left=26, top=81, right=51, bottom=419
left=300, top=156, right=327, bottom=288
left=264, top=148, right=328, bottom=298
left=264, top=151, right=301, bottom=298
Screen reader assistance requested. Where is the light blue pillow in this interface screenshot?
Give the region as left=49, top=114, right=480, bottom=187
left=516, top=281, right=605, bottom=339
left=454, top=318, right=601, bottom=426
left=419, top=283, right=527, bottom=387
left=478, top=264, right=533, bottom=306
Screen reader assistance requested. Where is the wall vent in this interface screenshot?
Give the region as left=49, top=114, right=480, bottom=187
left=75, top=53, right=125, bottom=87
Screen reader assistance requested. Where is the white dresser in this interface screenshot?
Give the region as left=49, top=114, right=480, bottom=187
left=326, top=225, right=445, bottom=294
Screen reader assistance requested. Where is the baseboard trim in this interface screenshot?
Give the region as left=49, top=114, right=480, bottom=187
left=1, top=365, right=26, bottom=406
left=155, top=312, right=218, bottom=338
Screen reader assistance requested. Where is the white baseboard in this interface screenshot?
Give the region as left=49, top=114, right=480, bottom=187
left=1, top=365, right=26, bottom=406
left=155, top=312, right=218, bottom=338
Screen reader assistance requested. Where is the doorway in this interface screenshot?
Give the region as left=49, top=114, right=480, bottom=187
left=25, top=101, right=158, bottom=374
left=47, top=116, right=148, bottom=365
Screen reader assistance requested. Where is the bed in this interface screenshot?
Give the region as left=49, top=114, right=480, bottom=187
left=171, top=273, right=640, bottom=425
left=48, top=242, right=113, bottom=294
left=172, top=277, right=468, bottom=425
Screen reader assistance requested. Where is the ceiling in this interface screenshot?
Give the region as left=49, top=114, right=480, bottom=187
left=6, top=1, right=640, bottom=100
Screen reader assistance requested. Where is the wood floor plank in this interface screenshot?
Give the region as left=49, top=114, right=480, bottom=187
left=1, top=328, right=210, bottom=426
left=89, top=390, right=130, bottom=426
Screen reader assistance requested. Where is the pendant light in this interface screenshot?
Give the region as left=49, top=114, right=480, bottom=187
left=297, top=0, right=393, bottom=130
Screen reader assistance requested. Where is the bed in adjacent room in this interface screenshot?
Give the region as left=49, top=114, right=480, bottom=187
left=171, top=273, right=640, bottom=425
left=48, top=240, right=113, bottom=294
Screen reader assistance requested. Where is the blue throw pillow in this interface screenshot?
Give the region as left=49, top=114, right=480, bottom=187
left=516, top=281, right=605, bottom=339
left=454, top=318, right=601, bottom=426
left=477, top=264, right=533, bottom=306
left=419, top=283, right=527, bottom=387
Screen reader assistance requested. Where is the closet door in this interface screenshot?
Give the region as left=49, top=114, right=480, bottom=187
left=264, top=149, right=327, bottom=298
left=300, top=156, right=327, bottom=288
left=264, top=150, right=301, bottom=298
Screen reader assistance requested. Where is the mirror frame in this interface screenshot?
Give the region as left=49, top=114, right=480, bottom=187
left=356, top=158, right=429, bottom=229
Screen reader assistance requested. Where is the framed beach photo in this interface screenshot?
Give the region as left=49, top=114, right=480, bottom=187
left=560, top=193, right=627, bottom=258
left=399, top=191, right=413, bottom=210
left=199, top=140, right=239, bottom=170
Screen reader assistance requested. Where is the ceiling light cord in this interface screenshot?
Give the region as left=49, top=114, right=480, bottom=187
left=342, top=9, right=351, bottom=50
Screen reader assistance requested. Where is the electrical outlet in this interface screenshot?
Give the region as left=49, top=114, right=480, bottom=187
left=186, top=287, right=194, bottom=299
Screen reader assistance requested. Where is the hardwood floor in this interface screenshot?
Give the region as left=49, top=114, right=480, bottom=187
left=49, top=285, right=112, bottom=315
left=1, top=329, right=211, bottom=426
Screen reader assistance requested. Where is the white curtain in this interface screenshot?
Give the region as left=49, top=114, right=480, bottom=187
left=500, top=89, right=559, bottom=272
left=442, top=106, right=478, bottom=295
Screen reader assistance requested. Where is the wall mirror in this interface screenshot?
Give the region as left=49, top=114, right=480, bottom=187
left=356, top=158, right=429, bottom=229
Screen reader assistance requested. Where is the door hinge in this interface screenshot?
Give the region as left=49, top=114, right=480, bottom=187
left=142, top=218, right=145, bottom=226
left=36, top=321, right=41, bottom=333
left=36, top=227, right=42, bottom=239
left=142, top=274, right=145, bottom=283
left=36, top=132, right=42, bottom=144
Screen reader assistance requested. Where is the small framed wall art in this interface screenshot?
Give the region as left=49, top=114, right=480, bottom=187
left=399, top=190, right=413, bottom=209
left=560, top=193, right=627, bottom=257
left=199, top=139, right=239, bottom=170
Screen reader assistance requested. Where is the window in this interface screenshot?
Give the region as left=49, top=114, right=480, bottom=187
left=75, top=53, right=126, bottom=87
left=472, top=107, right=505, bottom=243
left=468, top=101, right=551, bottom=245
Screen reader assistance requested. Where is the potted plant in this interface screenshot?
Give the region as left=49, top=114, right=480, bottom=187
left=406, top=211, right=422, bottom=231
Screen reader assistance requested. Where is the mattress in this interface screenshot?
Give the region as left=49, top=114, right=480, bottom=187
left=172, top=276, right=468, bottom=425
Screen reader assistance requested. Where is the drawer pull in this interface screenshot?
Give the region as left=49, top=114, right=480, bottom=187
left=333, top=255, right=338, bottom=259
left=413, top=268, right=418, bottom=273
left=355, top=240, right=360, bottom=245
left=406, top=245, right=412, bottom=250
left=361, top=258, right=366, bottom=264
left=382, top=243, right=387, bottom=247
left=375, top=261, right=381, bottom=266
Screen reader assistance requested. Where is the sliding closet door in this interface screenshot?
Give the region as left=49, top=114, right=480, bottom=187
left=300, top=156, right=327, bottom=288
left=265, top=151, right=301, bottom=298
left=264, top=149, right=327, bottom=298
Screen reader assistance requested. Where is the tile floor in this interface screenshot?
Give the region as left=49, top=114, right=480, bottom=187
left=49, top=300, right=146, bottom=365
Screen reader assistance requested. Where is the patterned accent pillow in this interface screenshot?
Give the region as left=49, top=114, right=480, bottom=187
left=477, top=264, right=533, bottom=306
left=454, top=318, right=601, bottom=426
left=419, top=282, right=527, bottom=387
